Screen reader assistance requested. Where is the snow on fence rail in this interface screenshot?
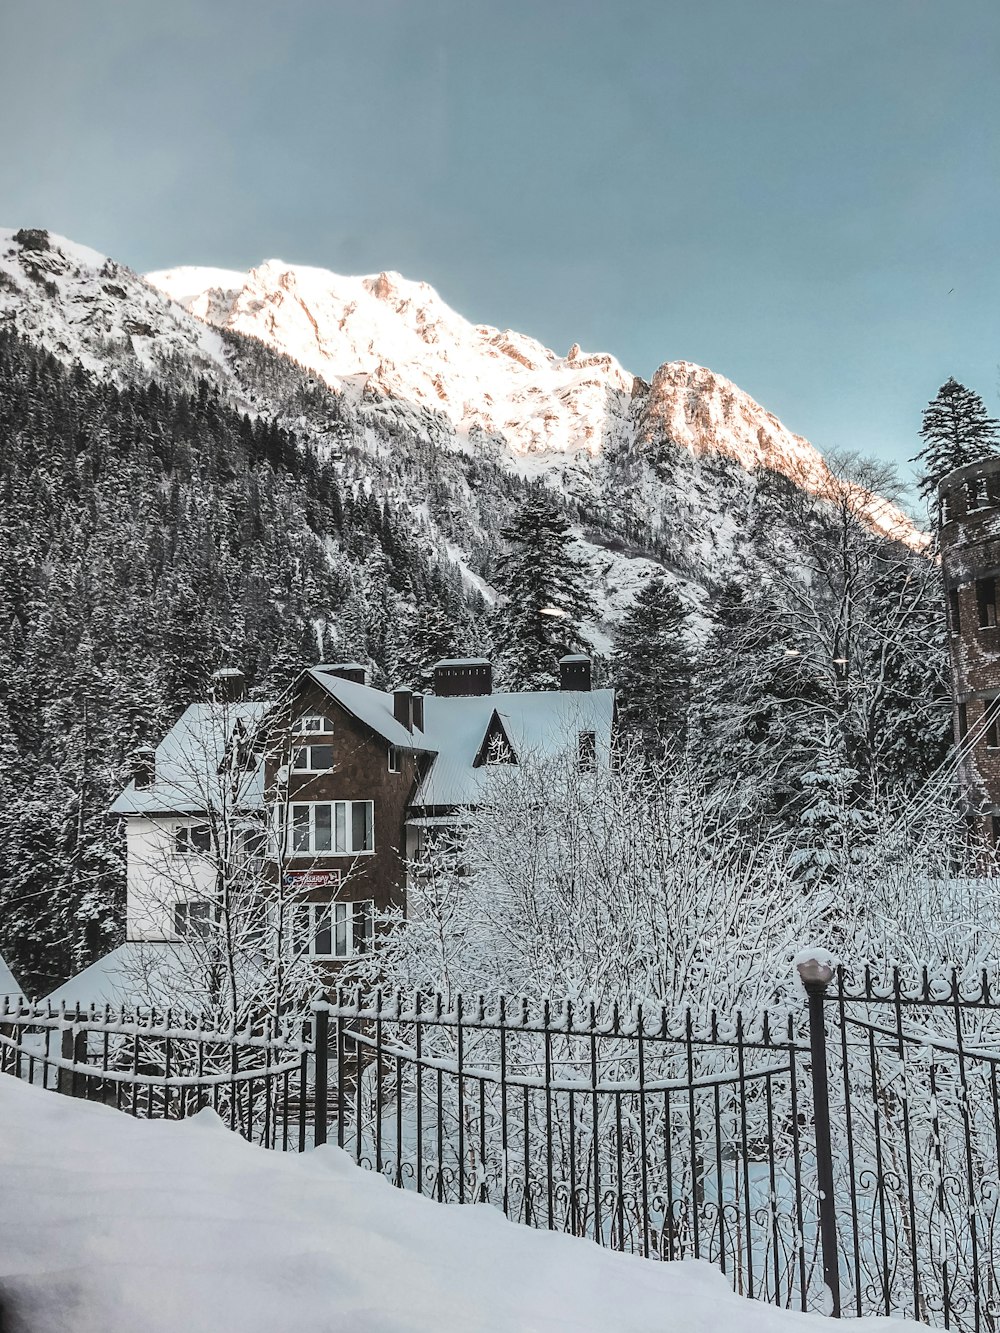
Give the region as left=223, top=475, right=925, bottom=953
left=2, top=969, right=999, bottom=1329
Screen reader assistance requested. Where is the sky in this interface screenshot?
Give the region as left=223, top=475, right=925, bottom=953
left=1, top=0, right=998, bottom=477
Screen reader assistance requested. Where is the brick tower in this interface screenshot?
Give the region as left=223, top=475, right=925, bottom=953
left=939, top=458, right=1000, bottom=843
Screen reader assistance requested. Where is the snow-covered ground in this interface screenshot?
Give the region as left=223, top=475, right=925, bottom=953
left=0, top=1076, right=923, bottom=1333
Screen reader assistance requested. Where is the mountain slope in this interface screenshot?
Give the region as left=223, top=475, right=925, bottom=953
left=147, top=258, right=920, bottom=546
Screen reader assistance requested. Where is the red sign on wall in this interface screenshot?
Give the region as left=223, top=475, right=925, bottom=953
left=282, top=869, right=342, bottom=890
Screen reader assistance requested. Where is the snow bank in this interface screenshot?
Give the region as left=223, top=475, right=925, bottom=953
left=0, top=1076, right=918, bottom=1333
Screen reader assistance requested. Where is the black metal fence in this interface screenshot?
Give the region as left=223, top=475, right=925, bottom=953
left=3, top=970, right=999, bottom=1328
left=0, top=1000, right=312, bottom=1149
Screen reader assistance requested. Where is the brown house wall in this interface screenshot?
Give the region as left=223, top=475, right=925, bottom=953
left=264, top=680, right=422, bottom=915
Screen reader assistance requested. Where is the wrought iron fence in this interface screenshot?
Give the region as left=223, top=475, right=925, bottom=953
left=3, top=970, right=1000, bottom=1329
left=0, top=999, right=312, bottom=1149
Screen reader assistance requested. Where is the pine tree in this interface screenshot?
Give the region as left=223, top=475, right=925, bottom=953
left=612, top=575, right=692, bottom=752
left=492, top=488, right=591, bottom=690
left=912, top=378, right=1000, bottom=500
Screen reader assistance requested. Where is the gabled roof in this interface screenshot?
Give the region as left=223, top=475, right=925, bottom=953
left=412, top=688, right=615, bottom=808
left=306, top=669, right=436, bottom=752
left=472, top=709, right=518, bottom=768
left=109, top=702, right=270, bottom=816
left=0, top=951, right=22, bottom=1003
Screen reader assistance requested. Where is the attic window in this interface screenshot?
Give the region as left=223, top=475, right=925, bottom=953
left=473, top=711, right=518, bottom=768
left=577, top=730, right=597, bottom=771
left=298, top=715, right=333, bottom=735
left=388, top=746, right=403, bottom=773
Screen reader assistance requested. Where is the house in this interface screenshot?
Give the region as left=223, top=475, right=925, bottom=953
left=45, top=655, right=614, bottom=1004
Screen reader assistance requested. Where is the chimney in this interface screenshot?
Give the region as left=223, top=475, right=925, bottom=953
left=319, top=662, right=368, bottom=685
left=393, top=687, right=414, bottom=731
left=210, top=667, right=246, bottom=703
left=131, top=745, right=156, bottom=790
left=559, top=654, right=592, bottom=692
left=432, top=657, right=492, bottom=698
left=412, top=693, right=424, bottom=732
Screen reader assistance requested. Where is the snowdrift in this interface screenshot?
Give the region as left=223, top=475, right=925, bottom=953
left=0, top=1075, right=921, bottom=1332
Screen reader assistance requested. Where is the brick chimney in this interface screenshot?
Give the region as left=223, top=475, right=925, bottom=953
left=210, top=667, right=246, bottom=703
left=559, top=654, right=592, bottom=692
left=432, top=658, right=492, bottom=697
left=393, top=687, right=414, bottom=731
left=319, top=662, right=368, bottom=685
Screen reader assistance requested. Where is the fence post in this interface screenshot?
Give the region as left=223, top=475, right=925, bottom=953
left=314, top=1007, right=329, bottom=1148
left=798, top=958, right=841, bottom=1318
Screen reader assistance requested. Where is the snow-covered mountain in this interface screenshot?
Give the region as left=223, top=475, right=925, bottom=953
left=0, top=226, right=923, bottom=651
left=146, top=258, right=918, bottom=548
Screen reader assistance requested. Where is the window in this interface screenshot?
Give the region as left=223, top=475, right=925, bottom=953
left=174, top=901, right=214, bottom=938
left=288, top=801, right=374, bottom=855
left=986, top=699, right=1000, bottom=749
left=175, top=824, right=211, bottom=857
left=977, top=578, right=997, bottom=630
left=948, top=588, right=961, bottom=637
left=968, top=477, right=986, bottom=511
left=290, top=900, right=373, bottom=959
left=941, top=491, right=955, bottom=524
left=298, top=714, right=333, bottom=735
left=992, top=815, right=1000, bottom=848
left=292, top=744, right=334, bottom=772
left=388, top=746, right=402, bottom=773
left=958, top=701, right=969, bottom=741
left=577, top=730, right=597, bottom=771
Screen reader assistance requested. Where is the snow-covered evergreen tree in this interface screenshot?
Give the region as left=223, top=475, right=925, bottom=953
left=911, top=377, right=1000, bottom=500
left=492, top=487, right=591, bottom=689
left=612, top=574, right=692, bottom=751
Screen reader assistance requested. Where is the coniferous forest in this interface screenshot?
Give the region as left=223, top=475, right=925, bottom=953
left=0, top=308, right=963, bottom=997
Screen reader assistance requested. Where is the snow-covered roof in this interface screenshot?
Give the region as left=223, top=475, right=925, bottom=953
left=0, top=951, right=23, bottom=1003
left=307, top=670, right=435, bottom=751
left=41, top=942, right=198, bottom=1010
left=413, top=688, right=615, bottom=808
left=109, top=702, right=270, bottom=816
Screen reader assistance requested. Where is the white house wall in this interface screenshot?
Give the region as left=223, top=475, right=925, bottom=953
left=125, top=817, right=216, bottom=941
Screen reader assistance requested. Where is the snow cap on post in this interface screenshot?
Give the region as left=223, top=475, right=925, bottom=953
left=794, top=946, right=837, bottom=992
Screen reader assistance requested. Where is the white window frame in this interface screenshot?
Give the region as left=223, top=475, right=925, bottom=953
left=174, top=822, right=211, bottom=857
left=287, top=800, right=375, bottom=856
left=290, top=900, right=374, bottom=959
left=298, top=714, right=334, bottom=735
left=174, top=900, right=215, bottom=938
left=292, top=742, right=335, bottom=773
left=388, top=745, right=401, bottom=773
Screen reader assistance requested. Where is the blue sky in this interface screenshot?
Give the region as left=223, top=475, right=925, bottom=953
left=2, top=0, right=998, bottom=477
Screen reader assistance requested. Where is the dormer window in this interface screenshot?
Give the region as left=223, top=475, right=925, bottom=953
left=293, top=744, right=334, bottom=773
left=298, top=714, right=333, bottom=735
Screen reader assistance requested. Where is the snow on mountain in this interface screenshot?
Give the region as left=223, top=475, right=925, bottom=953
left=0, top=226, right=924, bottom=652
left=147, top=260, right=637, bottom=467
left=0, top=228, right=228, bottom=381
left=146, top=257, right=921, bottom=546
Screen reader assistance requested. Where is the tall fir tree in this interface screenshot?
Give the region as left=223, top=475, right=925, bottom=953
left=912, top=378, right=1000, bottom=500
left=492, top=488, right=591, bottom=690
left=612, top=575, right=693, bottom=752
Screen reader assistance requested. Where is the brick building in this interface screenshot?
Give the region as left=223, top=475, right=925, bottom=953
left=43, top=656, right=615, bottom=1005
left=939, top=457, right=1000, bottom=843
